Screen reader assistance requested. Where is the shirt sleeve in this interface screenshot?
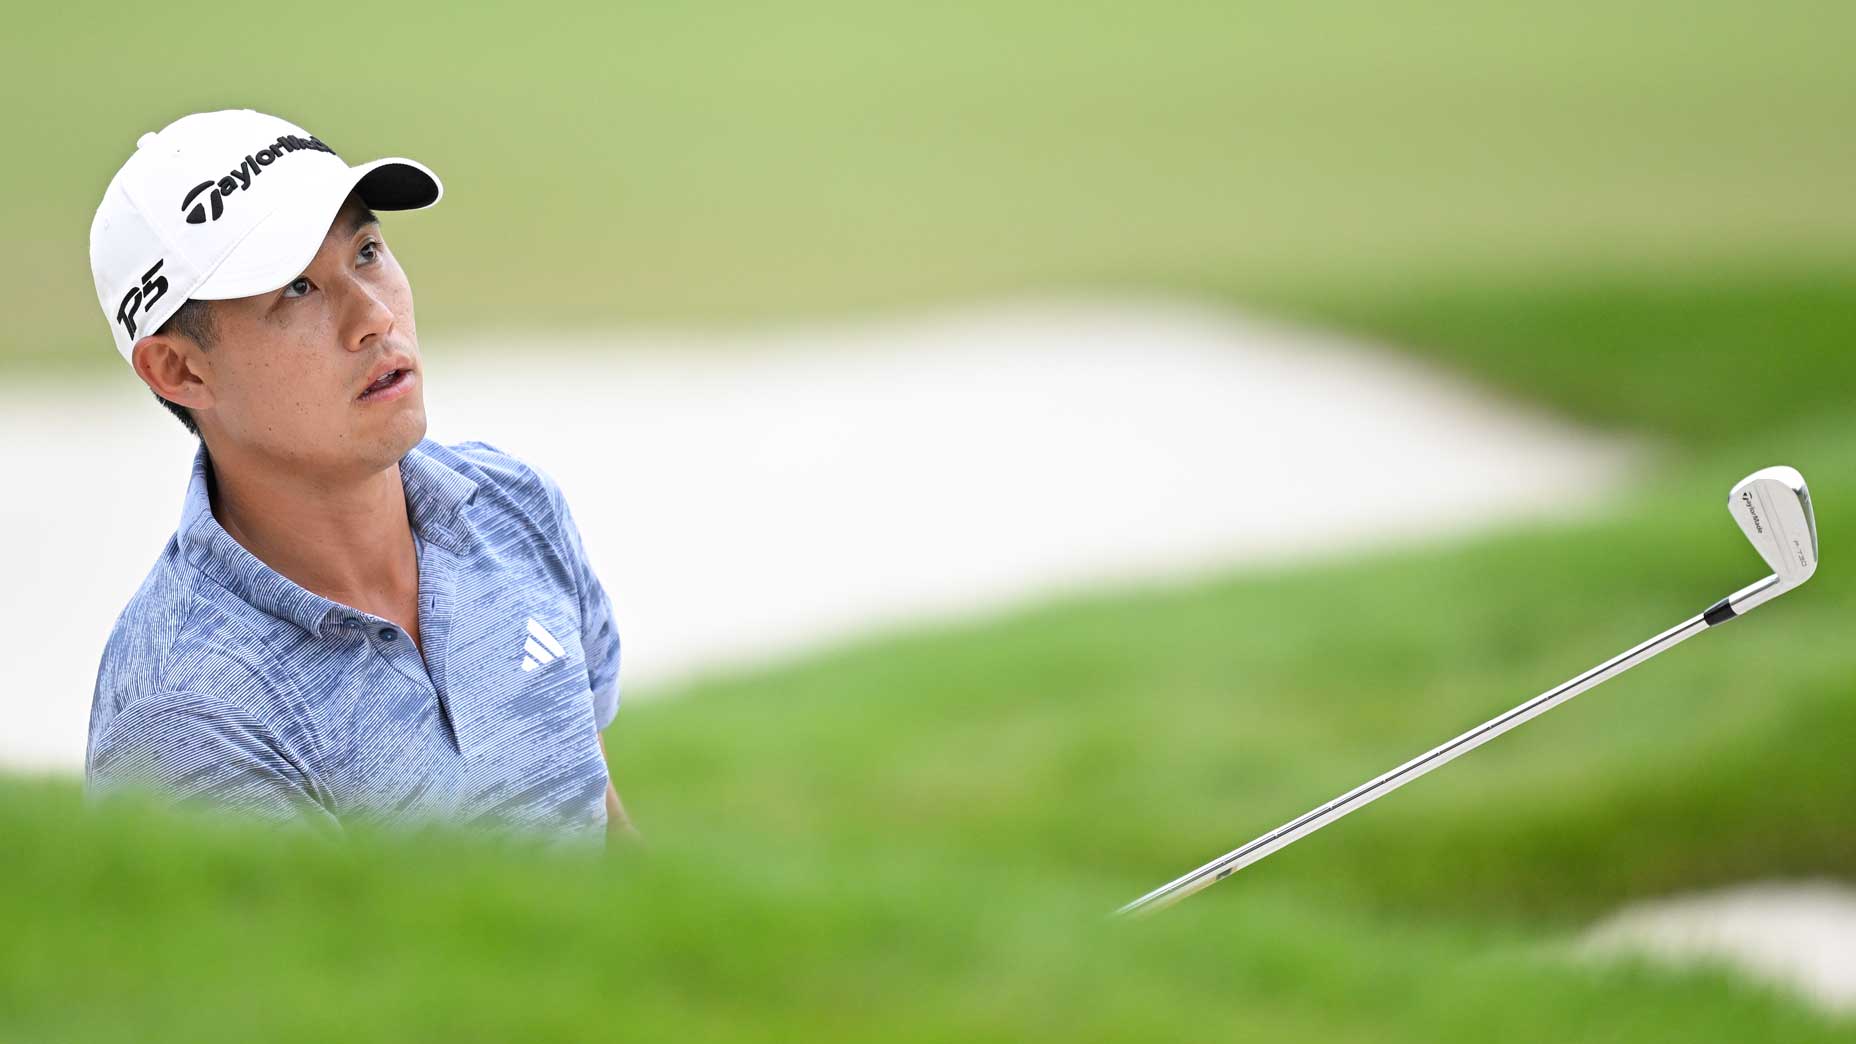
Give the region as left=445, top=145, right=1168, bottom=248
left=86, top=690, right=340, bottom=831
left=549, top=488, right=622, bottom=730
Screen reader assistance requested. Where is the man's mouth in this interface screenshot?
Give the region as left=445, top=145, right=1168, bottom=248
left=358, top=368, right=411, bottom=401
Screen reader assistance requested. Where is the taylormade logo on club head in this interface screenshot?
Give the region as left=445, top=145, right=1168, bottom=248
left=1740, top=491, right=1764, bottom=534
left=179, top=133, right=337, bottom=224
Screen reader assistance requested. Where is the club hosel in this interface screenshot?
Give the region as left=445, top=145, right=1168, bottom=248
left=1707, top=574, right=1786, bottom=625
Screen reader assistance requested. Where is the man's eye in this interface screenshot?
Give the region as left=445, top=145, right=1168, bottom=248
left=358, top=239, right=381, bottom=263
left=281, top=277, right=314, bottom=299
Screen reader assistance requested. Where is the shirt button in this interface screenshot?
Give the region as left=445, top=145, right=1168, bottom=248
left=379, top=627, right=399, bottom=642
left=342, top=616, right=361, bottom=628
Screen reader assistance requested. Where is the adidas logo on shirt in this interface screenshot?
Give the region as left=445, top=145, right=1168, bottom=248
left=520, top=617, right=568, bottom=672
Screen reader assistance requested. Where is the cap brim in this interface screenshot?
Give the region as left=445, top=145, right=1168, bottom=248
left=189, top=157, right=442, bottom=300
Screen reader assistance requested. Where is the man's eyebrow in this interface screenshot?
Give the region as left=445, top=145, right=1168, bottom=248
left=341, top=206, right=381, bottom=239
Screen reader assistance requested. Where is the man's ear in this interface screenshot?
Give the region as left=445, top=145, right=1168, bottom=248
left=131, top=332, right=214, bottom=412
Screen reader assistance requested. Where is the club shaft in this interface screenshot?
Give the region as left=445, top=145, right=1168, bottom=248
left=1116, top=591, right=1757, bottom=917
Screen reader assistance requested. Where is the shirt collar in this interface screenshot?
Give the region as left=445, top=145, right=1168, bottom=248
left=178, top=439, right=480, bottom=636
left=398, top=439, right=480, bottom=553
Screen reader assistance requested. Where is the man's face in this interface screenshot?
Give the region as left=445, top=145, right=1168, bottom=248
left=190, top=193, right=426, bottom=476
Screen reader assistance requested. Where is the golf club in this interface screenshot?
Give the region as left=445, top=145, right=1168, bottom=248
left=1117, top=465, right=1819, bottom=917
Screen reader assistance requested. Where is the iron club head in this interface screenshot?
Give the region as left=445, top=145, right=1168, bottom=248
left=1728, top=466, right=1818, bottom=587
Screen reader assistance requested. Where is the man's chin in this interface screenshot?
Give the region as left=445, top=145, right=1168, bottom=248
left=348, top=400, right=429, bottom=471
left=381, top=404, right=429, bottom=462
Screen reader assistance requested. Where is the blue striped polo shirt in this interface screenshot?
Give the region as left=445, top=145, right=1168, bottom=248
left=85, top=439, right=622, bottom=841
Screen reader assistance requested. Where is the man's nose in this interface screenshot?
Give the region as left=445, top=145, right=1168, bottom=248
left=340, top=280, right=395, bottom=353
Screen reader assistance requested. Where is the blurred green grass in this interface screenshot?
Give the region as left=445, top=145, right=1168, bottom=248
left=6, top=0, right=1855, bottom=370
left=1268, top=263, right=1856, bottom=445
left=5, top=780, right=1845, bottom=1042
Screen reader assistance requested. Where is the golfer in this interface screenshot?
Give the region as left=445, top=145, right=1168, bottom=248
left=84, top=109, right=631, bottom=841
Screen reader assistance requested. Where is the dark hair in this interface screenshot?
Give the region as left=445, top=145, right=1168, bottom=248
left=149, top=298, right=218, bottom=437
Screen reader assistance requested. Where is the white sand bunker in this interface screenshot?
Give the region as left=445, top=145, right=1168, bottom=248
left=1, top=297, right=1638, bottom=772
left=1582, top=881, right=1856, bottom=1015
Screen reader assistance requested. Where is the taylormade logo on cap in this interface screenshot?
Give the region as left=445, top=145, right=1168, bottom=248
left=180, top=133, right=337, bottom=224
left=88, top=108, right=444, bottom=364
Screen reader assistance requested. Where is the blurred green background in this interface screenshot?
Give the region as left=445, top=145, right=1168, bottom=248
left=8, top=0, right=1856, bottom=370
left=5, top=0, right=1856, bottom=1039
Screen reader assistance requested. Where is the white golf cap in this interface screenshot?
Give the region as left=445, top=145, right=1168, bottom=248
left=89, top=108, right=442, bottom=362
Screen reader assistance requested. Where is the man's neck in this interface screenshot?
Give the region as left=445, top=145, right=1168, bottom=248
left=203, top=439, right=421, bottom=631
